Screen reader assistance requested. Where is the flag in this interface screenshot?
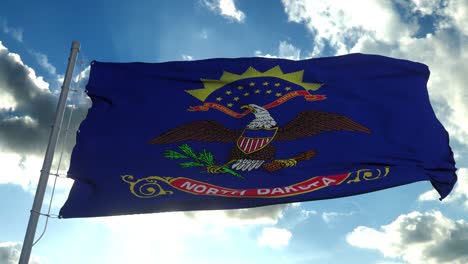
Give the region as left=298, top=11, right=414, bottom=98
left=60, top=54, right=457, bottom=218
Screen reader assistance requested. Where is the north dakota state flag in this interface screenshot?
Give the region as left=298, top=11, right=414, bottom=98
left=60, top=54, right=457, bottom=218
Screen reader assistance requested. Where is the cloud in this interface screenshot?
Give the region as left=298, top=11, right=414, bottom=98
left=350, top=28, right=468, bottom=147
left=409, top=0, right=444, bottom=16
left=376, top=261, right=406, bottom=264
left=97, top=209, right=290, bottom=262
left=184, top=204, right=289, bottom=225
left=181, top=54, right=194, bottom=61
left=281, top=0, right=415, bottom=56
left=0, top=41, right=90, bottom=192
left=72, top=65, right=90, bottom=88
left=223, top=204, right=287, bottom=222
left=277, top=41, right=301, bottom=60
left=201, top=0, right=245, bottom=23
left=266, top=203, right=318, bottom=230
left=255, top=41, right=302, bottom=60
left=347, top=211, right=468, bottom=264
left=0, top=242, right=43, bottom=264
left=300, top=208, right=317, bottom=217
left=181, top=198, right=311, bottom=228
left=96, top=213, right=203, bottom=263
left=0, top=19, right=23, bottom=42
left=200, top=29, right=209, bottom=39
left=29, top=50, right=57, bottom=75
left=0, top=42, right=88, bottom=194
left=0, top=152, right=43, bottom=189
left=321, top=211, right=354, bottom=224
left=419, top=168, right=468, bottom=208
left=0, top=41, right=89, bottom=155
left=0, top=41, right=56, bottom=154
left=443, top=0, right=468, bottom=35
left=257, top=227, right=292, bottom=249
left=281, top=0, right=468, bottom=148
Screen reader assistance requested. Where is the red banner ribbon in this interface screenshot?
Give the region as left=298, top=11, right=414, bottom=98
left=168, top=173, right=350, bottom=198
left=263, top=91, right=326, bottom=109
left=188, top=103, right=249, bottom=118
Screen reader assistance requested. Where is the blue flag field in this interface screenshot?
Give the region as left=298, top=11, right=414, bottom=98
left=60, top=53, right=457, bottom=218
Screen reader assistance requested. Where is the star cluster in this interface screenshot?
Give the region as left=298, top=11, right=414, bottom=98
left=206, top=77, right=302, bottom=111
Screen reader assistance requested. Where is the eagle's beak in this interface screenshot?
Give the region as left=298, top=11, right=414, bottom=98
left=241, top=105, right=255, bottom=113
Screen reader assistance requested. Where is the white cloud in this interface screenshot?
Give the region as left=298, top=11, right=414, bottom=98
left=275, top=204, right=318, bottom=229
left=0, top=92, right=16, bottom=110
left=300, top=208, right=317, bottom=217
left=0, top=150, right=75, bottom=209
left=257, top=227, right=292, bottom=250
left=281, top=0, right=415, bottom=55
left=376, top=261, right=406, bottom=264
left=95, top=207, right=289, bottom=262
left=201, top=0, right=245, bottom=23
left=181, top=54, right=194, bottom=61
left=321, top=211, right=354, bottom=223
left=0, top=20, right=23, bottom=42
left=440, top=0, right=468, bottom=35
left=0, top=149, right=42, bottom=190
left=418, top=189, right=440, bottom=201
left=347, top=211, right=468, bottom=264
left=74, top=66, right=89, bottom=82
left=0, top=41, right=53, bottom=154
left=281, top=0, right=468, bottom=148
left=0, top=40, right=89, bottom=197
left=254, top=50, right=274, bottom=58
left=0, top=242, right=44, bottom=264
left=278, top=41, right=301, bottom=60
left=185, top=204, right=289, bottom=226
left=95, top=213, right=202, bottom=263
left=409, top=0, right=444, bottom=16
left=375, top=260, right=405, bottom=264
left=83, top=203, right=292, bottom=259
left=29, top=50, right=57, bottom=75
left=350, top=31, right=468, bottom=146
left=2, top=48, right=50, bottom=91
left=419, top=168, right=468, bottom=208
left=200, top=29, right=209, bottom=39
left=255, top=41, right=301, bottom=60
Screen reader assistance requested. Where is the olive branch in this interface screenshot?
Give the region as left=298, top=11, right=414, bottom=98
left=164, top=144, right=244, bottom=179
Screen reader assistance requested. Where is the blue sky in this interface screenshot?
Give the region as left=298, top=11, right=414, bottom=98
left=0, top=0, right=467, bottom=263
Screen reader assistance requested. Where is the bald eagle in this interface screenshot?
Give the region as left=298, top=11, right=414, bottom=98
left=149, top=104, right=370, bottom=172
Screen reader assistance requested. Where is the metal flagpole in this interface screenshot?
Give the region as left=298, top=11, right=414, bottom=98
left=19, top=41, right=80, bottom=264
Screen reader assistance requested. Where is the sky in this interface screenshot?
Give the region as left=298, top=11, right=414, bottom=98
left=0, top=0, right=467, bottom=263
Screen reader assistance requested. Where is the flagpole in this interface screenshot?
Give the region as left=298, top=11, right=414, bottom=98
left=19, top=41, right=80, bottom=264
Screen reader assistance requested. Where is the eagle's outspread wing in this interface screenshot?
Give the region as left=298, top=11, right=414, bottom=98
left=148, top=120, right=242, bottom=144
left=275, top=110, right=371, bottom=141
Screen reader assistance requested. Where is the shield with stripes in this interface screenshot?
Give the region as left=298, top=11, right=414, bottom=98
left=236, top=127, right=278, bottom=154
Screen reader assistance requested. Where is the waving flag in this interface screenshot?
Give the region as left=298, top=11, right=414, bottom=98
left=60, top=54, right=457, bottom=218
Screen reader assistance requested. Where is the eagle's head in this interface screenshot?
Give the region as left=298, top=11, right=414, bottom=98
left=241, top=104, right=277, bottom=129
